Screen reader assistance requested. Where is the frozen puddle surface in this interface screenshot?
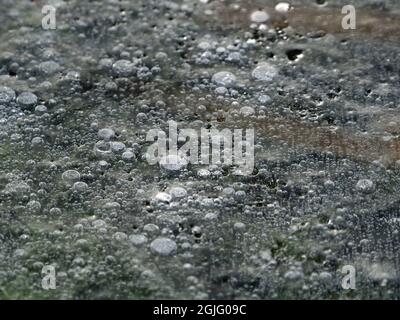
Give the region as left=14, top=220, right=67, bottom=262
left=0, top=0, right=400, bottom=299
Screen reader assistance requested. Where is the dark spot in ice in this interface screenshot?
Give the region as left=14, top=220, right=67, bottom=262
left=286, top=49, right=303, bottom=61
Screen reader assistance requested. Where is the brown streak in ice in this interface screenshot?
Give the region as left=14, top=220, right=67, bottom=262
left=287, top=7, right=400, bottom=41
left=191, top=3, right=400, bottom=165
left=251, top=117, right=400, bottom=165
left=211, top=4, right=400, bottom=41
left=167, top=89, right=400, bottom=166
left=201, top=4, right=400, bottom=164
left=216, top=115, right=400, bottom=166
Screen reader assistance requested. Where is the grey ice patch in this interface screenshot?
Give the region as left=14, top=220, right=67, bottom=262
left=212, top=71, right=237, bottom=87
left=159, top=154, right=189, bottom=171
left=17, top=92, right=38, bottom=108
left=129, top=234, right=148, bottom=246
left=169, top=187, right=187, bottom=200
left=275, top=2, right=290, bottom=13
left=62, top=170, right=81, bottom=186
left=150, top=238, right=177, bottom=256
left=252, top=62, right=278, bottom=82
left=38, top=61, right=61, bottom=75
left=112, top=59, right=135, bottom=76
left=250, top=10, right=270, bottom=23
left=355, top=179, right=374, bottom=193
left=0, top=86, right=16, bottom=104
